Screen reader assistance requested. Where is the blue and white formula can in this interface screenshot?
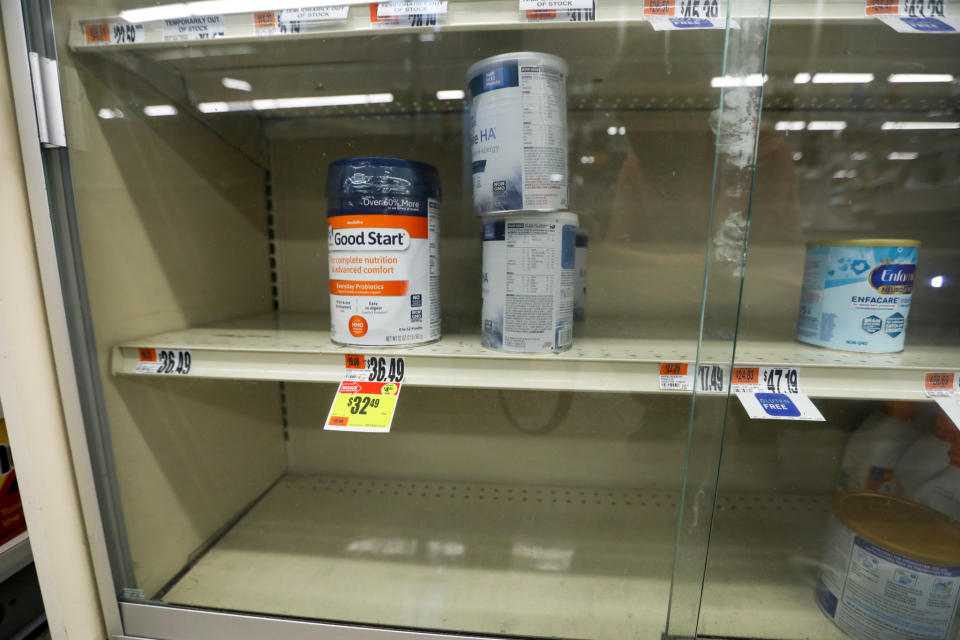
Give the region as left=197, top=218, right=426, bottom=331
left=815, top=492, right=960, bottom=640
left=797, top=239, right=920, bottom=353
left=482, top=211, right=578, bottom=352
left=467, top=52, right=569, bottom=215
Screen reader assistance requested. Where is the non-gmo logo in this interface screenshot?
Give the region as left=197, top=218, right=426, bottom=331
left=493, top=180, right=507, bottom=195
left=756, top=393, right=801, bottom=418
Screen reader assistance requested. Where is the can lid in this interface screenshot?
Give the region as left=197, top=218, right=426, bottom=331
left=834, top=491, right=960, bottom=565
left=326, top=157, right=440, bottom=199
left=806, top=238, right=921, bottom=248
left=881, top=401, right=918, bottom=421
left=466, top=51, right=569, bottom=83
left=933, top=412, right=958, bottom=443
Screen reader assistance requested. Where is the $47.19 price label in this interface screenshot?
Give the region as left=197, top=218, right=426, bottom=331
left=134, top=348, right=192, bottom=375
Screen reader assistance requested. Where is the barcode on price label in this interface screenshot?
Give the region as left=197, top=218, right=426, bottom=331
left=134, top=348, right=192, bottom=375
left=83, top=21, right=145, bottom=45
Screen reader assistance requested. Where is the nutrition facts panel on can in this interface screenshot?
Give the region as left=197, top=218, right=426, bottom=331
left=482, top=212, right=577, bottom=352
left=519, top=65, right=566, bottom=209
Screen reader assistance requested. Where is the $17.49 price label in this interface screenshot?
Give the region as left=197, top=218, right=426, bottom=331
left=134, top=348, right=192, bottom=375
left=659, top=363, right=727, bottom=392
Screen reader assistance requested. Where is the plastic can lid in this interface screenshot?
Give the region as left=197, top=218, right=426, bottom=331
left=326, top=157, right=441, bottom=199
left=834, top=491, right=960, bottom=565
left=933, top=412, right=959, bottom=443
left=881, top=401, right=918, bottom=421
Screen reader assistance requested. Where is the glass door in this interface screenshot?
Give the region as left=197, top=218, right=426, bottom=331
left=15, top=0, right=771, bottom=637
left=698, top=6, right=960, bottom=640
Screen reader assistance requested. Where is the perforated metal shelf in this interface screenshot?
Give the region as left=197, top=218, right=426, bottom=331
left=162, top=474, right=844, bottom=640
left=111, top=312, right=956, bottom=399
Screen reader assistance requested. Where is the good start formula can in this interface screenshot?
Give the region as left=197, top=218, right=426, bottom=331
left=797, top=239, right=920, bottom=353
left=481, top=211, right=578, bottom=352
left=815, top=492, right=960, bottom=640
left=467, top=52, right=568, bottom=215
left=326, top=157, right=440, bottom=346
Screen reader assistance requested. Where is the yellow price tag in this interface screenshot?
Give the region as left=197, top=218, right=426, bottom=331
left=325, top=379, right=401, bottom=433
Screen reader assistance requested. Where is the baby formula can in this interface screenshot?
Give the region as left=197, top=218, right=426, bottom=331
left=574, top=228, right=588, bottom=335
left=797, top=239, right=920, bottom=353
left=467, top=52, right=568, bottom=215
left=326, top=157, right=440, bottom=346
left=815, top=492, right=960, bottom=640
left=482, top=211, right=578, bottom=352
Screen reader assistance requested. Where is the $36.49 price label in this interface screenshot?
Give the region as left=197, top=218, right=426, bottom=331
left=345, top=354, right=405, bottom=383
left=134, top=348, right=192, bottom=375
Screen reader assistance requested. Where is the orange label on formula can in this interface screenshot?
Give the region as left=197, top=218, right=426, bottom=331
left=328, top=195, right=440, bottom=346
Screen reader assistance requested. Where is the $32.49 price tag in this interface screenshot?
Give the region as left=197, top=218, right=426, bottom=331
left=325, top=355, right=405, bottom=433
left=134, top=348, right=192, bottom=375
left=325, top=379, right=401, bottom=432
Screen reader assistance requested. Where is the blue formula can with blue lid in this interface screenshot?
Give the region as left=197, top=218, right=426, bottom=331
left=326, top=157, right=441, bottom=346
left=467, top=52, right=568, bottom=215
left=797, top=239, right=920, bottom=353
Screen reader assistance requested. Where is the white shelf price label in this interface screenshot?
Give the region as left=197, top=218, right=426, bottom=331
left=83, top=21, right=145, bottom=46
left=162, top=15, right=225, bottom=41
left=868, top=0, right=959, bottom=32
left=345, top=355, right=405, bottom=383
left=659, top=363, right=727, bottom=392
left=924, top=372, right=960, bottom=427
left=643, top=0, right=726, bottom=30
left=731, top=367, right=800, bottom=394
left=523, top=0, right=596, bottom=22
left=253, top=6, right=349, bottom=35
left=134, top=348, right=192, bottom=375
left=378, top=0, right=447, bottom=16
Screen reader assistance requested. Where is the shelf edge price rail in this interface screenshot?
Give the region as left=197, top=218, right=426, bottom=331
left=134, top=348, right=192, bottom=375
left=733, top=366, right=824, bottom=421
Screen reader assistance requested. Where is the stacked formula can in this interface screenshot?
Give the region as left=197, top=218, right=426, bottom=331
left=468, top=51, right=582, bottom=353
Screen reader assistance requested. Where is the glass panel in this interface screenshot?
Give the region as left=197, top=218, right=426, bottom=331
left=26, top=0, right=765, bottom=637
left=699, top=8, right=960, bottom=640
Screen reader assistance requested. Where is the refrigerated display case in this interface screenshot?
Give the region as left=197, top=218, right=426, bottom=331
left=2, top=0, right=959, bottom=639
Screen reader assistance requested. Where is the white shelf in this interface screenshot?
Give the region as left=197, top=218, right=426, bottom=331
left=0, top=531, right=32, bottom=584
left=70, top=1, right=873, bottom=51
left=162, top=474, right=843, bottom=640
left=111, top=312, right=958, bottom=400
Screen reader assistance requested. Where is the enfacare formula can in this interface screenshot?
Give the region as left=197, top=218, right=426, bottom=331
left=797, top=239, right=920, bottom=353
left=815, top=492, right=960, bottom=640
left=481, top=211, right=578, bottom=352
left=467, top=52, right=568, bottom=215
left=326, top=157, right=440, bottom=346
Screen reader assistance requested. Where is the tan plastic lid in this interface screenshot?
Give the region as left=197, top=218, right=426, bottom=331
left=806, top=238, right=921, bottom=248
left=933, top=412, right=959, bottom=443
left=834, top=492, right=960, bottom=566
left=881, top=401, right=918, bottom=421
